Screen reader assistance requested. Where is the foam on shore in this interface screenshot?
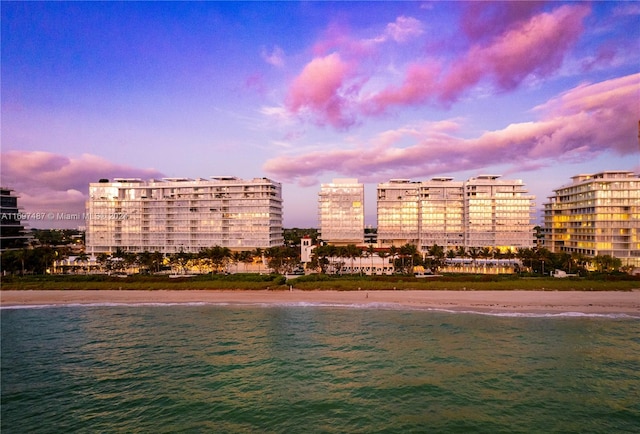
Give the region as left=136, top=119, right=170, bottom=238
left=3, top=300, right=639, bottom=319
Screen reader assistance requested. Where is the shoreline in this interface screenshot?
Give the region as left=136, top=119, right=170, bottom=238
left=2, top=289, right=639, bottom=315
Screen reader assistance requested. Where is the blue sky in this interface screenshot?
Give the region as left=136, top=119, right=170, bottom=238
left=2, top=1, right=639, bottom=229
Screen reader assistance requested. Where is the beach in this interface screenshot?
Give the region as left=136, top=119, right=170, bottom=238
left=2, top=289, right=639, bottom=314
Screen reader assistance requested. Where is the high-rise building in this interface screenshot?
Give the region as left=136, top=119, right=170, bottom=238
left=86, top=177, right=283, bottom=254
left=543, top=171, right=639, bottom=268
left=377, top=175, right=535, bottom=252
left=0, top=188, right=31, bottom=251
left=318, top=178, right=364, bottom=245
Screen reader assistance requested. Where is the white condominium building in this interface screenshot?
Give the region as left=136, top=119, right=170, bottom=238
left=377, top=179, right=420, bottom=246
left=318, top=178, right=364, bottom=245
left=419, top=177, right=465, bottom=250
left=465, top=175, right=535, bottom=251
left=86, top=176, right=283, bottom=254
left=377, top=175, right=535, bottom=252
left=543, top=171, right=639, bottom=268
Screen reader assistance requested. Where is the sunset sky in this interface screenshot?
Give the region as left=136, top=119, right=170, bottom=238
left=2, top=1, right=639, bottom=229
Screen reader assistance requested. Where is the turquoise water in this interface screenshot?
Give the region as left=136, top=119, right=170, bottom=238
left=2, top=304, right=639, bottom=433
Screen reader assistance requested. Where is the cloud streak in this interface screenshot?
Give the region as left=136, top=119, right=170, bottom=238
left=1, top=151, right=164, bottom=224
left=264, top=73, right=640, bottom=184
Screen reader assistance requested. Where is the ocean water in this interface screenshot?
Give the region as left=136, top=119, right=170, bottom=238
left=2, top=303, right=639, bottom=433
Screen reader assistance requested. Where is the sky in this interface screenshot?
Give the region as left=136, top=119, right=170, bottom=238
left=1, top=1, right=639, bottom=229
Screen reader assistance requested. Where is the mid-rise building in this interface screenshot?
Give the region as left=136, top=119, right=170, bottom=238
left=543, top=171, right=639, bottom=268
left=0, top=188, right=31, bottom=251
left=419, top=177, right=465, bottom=250
left=86, top=177, right=283, bottom=254
left=377, top=179, right=420, bottom=246
left=318, top=178, right=364, bottom=245
left=377, top=175, right=535, bottom=253
left=465, top=175, right=535, bottom=251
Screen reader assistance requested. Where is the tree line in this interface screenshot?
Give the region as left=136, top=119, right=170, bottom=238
left=0, top=243, right=627, bottom=277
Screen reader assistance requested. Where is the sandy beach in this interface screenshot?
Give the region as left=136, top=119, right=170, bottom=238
left=2, top=289, right=639, bottom=314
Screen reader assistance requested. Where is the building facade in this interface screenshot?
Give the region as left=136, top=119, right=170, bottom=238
left=543, top=171, right=639, bottom=268
left=377, top=179, right=420, bottom=246
left=86, top=177, right=283, bottom=254
left=318, top=178, right=364, bottom=245
left=377, top=175, right=535, bottom=253
left=418, top=177, right=465, bottom=250
left=464, top=175, right=535, bottom=251
left=0, top=188, right=31, bottom=251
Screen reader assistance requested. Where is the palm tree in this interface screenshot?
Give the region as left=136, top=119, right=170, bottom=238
left=122, top=251, right=137, bottom=274
left=504, top=248, right=514, bottom=261
left=400, top=243, right=418, bottom=274
left=571, top=252, right=587, bottom=275
left=468, top=247, right=481, bottom=268
left=204, top=246, right=231, bottom=273
left=231, top=251, right=242, bottom=273
left=345, top=244, right=361, bottom=275
left=312, top=244, right=331, bottom=274
left=516, top=247, right=534, bottom=274
left=367, top=244, right=376, bottom=276
left=74, top=252, right=89, bottom=274
left=170, top=249, right=193, bottom=275
left=151, top=251, right=164, bottom=273
left=16, top=248, right=27, bottom=276
left=326, top=244, right=338, bottom=274
left=97, top=252, right=111, bottom=273
left=377, top=251, right=389, bottom=275
left=389, top=245, right=399, bottom=273
left=535, top=247, right=551, bottom=275
left=252, top=248, right=264, bottom=273
left=427, top=244, right=445, bottom=272
left=481, top=247, right=492, bottom=260
left=241, top=250, right=253, bottom=273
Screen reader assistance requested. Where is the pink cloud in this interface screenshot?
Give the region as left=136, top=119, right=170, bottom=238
left=1, top=151, right=164, bottom=227
left=440, top=4, right=590, bottom=102
left=265, top=73, right=639, bottom=184
left=286, top=15, right=428, bottom=125
left=364, top=62, right=441, bottom=114
left=460, top=1, right=547, bottom=42
left=580, top=45, right=618, bottom=73
left=285, top=53, right=359, bottom=128
left=383, top=16, right=424, bottom=43
left=291, top=5, right=590, bottom=126
left=261, top=45, right=285, bottom=67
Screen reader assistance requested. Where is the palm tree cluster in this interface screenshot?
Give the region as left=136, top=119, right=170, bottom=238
left=1, top=242, right=628, bottom=276
left=308, top=243, right=421, bottom=275
left=91, top=246, right=303, bottom=276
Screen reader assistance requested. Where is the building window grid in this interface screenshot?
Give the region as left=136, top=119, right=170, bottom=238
left=87, top=178, right=283, bottom=254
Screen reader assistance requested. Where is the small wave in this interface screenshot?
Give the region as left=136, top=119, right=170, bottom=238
left=2, top=302, right=638, bottom=319
left=417, top=308, right=640, bottom=319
